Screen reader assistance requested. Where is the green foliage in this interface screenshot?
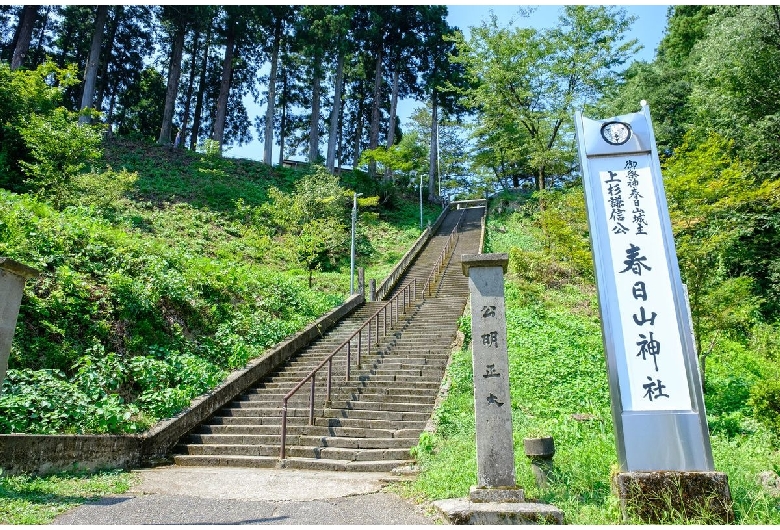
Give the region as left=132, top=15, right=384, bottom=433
left=0, top=61, right=81, bottom=191
left=749, top=378, right=780, bottom=437
left=453, top=6, right=640, bottom=190
left=296, top=217, right=348, bottom=287
left=664, top=133, right=780, bottom=355
left=17, top=108, right=103, bottom=203
left=497, top=188, right=593, bottom=288
left=115, top=67, right=166, bottom=142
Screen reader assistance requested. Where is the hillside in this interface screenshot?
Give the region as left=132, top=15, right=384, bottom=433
left=0, top=139, right=443, bottom=434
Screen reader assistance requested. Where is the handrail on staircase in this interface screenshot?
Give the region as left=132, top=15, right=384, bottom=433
left=279, top=210, right=466, bottom=460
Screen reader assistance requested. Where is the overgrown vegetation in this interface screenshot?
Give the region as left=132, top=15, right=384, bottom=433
left=0, top=63, right=442, bottom=434
left=401, top=190, right=780, bottom=524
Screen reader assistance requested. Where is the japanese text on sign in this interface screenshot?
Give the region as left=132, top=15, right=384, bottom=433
left=596, top=154, right=692, bottom=411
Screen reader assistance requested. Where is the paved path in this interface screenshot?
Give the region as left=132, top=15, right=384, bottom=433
left=52, top=466, right=439, bottom=525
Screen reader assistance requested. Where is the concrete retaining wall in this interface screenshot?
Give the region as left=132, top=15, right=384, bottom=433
left=0, top=434, right=143, bottom=476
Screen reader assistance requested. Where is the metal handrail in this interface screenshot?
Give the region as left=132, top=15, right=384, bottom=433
left=279, top=212, right=465, bottom=460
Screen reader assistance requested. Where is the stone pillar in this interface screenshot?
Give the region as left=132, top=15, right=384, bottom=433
left=461, top=253, right=517, bottom=491
left=369, top=279, right=376, bottom=302
left=0, top=257, right=39, bottom=393
left=433, top=253, right=564, bottom=525
left=358, top=267, right=365, bottom=296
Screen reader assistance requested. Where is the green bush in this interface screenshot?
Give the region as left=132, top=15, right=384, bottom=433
left=749, top=378, right=780, bottom=436
left=18, top=107, right=103, bottom=202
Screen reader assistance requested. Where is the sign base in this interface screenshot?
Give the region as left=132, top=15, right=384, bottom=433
left=613, top=471, right=733, bottom=524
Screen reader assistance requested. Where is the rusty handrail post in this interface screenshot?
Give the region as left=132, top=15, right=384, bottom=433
left=357, top=328, right=362, bottom=367
left=280, top=400, right=288, bottom=459
left=326, top=358, right=333, bottom=403
left=309, top=375, right=316, bottom=425
left=346, top=341, right=351, bottom=381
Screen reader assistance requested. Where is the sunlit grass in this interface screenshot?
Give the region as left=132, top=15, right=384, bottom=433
left=0, top=469, right=134, bottom=525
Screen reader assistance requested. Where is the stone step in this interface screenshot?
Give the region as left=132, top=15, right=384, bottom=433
left=324, top=408, right=430, bottom=422
left=328, top=399, right=434, bottom=411
left=185, top=433, right=287, bottom=446
left=174, top=454, right=278, bottom=469
left=296, top=435, right=418, bottom=450
left=185, top=433, right=417, bottom=450
left=287, top=445, right=411, bottom=462
left=177, top=442, right=412, bottom=462
left=197, top=422, right=422, bottom=440
left=280, top=457, right=412, bottom=473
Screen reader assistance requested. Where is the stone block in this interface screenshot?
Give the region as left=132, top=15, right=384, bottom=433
left=613, top=471, right=734, bottom=524
left=433, top=498, right=564, bottom=525
left=469, top=485, right=524, bottom=503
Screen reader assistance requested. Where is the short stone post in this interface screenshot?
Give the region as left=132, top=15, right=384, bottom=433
left=524, top=437, right=555, bottom=488
left=0, top=257, right=39, bottom=393
left=432, top=254, right=564, bottom=524
left=358, top=267, right=365, bottom=296
left=369, top=279, right=376, bottom=302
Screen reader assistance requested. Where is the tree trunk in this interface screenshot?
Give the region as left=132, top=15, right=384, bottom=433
left=190, top=21, right=211, bottom=151
left=30, top=5, right=51, bottom=67
left=353, top=95, right=365, bottom=169
left=278, top=101, right=287, bottom=165
left=309, top=63, right=321, bottom=163
left=212, top=16, right=236, bottom=151
left=105, top=92, right=116, bottom=139
left=368, top=46, right=383, bottom=178
left=384, top=66, right=400, bottom=182
left=95, top=6, right=121, bottom=115
left=79, top=5, right=108, bottom=124
left=263, top=18, right=281, bottom=165
left=158, top=21, right=186, bottom=145
left=11, top=5, right=38, bottom=70
left=326, top=49, right=344, bottom=173
left=180, top=26, right=200, bottom=149
left=428, top=92, right=439, bottom=202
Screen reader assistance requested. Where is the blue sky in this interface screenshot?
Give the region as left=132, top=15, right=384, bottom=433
left=226, top=4, right=670, bottom=162
left=446, top=4, right=668, bottom=63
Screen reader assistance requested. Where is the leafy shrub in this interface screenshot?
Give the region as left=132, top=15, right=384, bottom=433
left=61, top=168, right=138, bottom=210
left=18, top=107, right=103, bottom=203
left=0, top=61, right=80, bottom=191
left=508, top=247, right=579, bottom=288
left=749, top=377, right=780, bottom=436
left=0, top=369, right=142, bottom=434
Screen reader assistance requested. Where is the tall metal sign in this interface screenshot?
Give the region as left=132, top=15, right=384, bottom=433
left=574, top=103, right=713, bottom=472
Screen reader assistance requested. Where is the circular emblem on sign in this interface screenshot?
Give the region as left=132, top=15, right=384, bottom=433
left=600, top=121, right=632, bottom=146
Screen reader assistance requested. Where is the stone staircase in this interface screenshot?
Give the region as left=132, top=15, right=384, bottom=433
left=173, top=205, right=485, bottom=471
